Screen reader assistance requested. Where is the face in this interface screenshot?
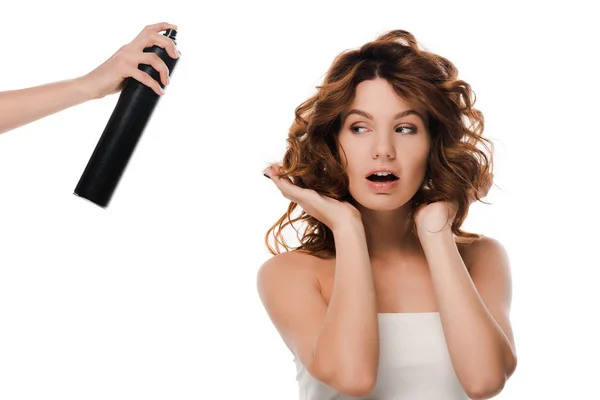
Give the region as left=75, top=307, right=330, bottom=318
left=337, top=78, right=430, bottom=211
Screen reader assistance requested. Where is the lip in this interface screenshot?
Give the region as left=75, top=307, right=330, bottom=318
left=364, top=167, right=399, bottom=178
left=365, top=167, right=400, bottom=193
left=366, top=179, right=399, bottom=192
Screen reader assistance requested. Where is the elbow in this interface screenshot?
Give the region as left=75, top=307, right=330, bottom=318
left=308, top=358, right=377, bottom=397
left=506, top=352, right=518, bottom=378
left=463, top=349, right=517, bottom=399
left=463, top=374, right=507, bottom=400
left=333, top=372, right=377, bottom=397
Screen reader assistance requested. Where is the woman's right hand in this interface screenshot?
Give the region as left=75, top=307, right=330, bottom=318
left=264, top=164, right=362, bottom=232
left=76, top=22, right=180, bottom=100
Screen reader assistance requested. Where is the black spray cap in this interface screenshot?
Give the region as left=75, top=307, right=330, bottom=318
left=164, top=29, right=177, bottom=40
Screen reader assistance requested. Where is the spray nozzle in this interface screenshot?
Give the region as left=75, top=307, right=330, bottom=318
left=164, top=29, right=177, bottom=40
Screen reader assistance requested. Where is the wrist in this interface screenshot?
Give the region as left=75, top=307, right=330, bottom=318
left=71, top=75, right=100, bottom=101
left=417, top=223, right=453, bottom=246
left=332, top=215, right=364, bottom=236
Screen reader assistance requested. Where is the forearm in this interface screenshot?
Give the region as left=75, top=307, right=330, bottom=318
left=420, top=229, right=514, bottom=394
left=312, top=219, right=379, bottom=388
left=0, top=78, right=93, bottom=135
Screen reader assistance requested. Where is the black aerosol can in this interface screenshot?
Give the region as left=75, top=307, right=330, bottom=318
left=74, top=28, right=179, bottom=208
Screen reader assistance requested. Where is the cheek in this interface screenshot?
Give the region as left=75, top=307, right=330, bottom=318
left=338, top=140, right=362, bottom=174
left=398, top=143, right=430, bottom=180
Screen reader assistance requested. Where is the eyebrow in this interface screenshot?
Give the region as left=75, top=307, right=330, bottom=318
left=345, top=108, right=425, bottom=122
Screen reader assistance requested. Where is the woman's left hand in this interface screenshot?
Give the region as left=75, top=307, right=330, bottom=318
left=415, top=173, right=495, bottom=238
left=415, top=174, right=493, bottom=238
left=414, top=201, right=457, bottom=237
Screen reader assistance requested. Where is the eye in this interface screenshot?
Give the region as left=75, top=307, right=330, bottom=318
left=350, top=125, right=369, bottom=134
left=349, top=124, right=418, bottom=135
left=395, top=125, right=417, bottom=134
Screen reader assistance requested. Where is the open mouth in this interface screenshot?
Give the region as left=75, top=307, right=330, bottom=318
left=366, top=172, right=399, bottom=182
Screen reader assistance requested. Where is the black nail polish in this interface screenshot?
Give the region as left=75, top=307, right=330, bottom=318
left=263, top=173, right=271, bottom=179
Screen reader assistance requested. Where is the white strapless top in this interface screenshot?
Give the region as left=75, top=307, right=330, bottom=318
left=292, top=312, right=469, bottom=399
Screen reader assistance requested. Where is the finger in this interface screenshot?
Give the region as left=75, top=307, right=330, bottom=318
left=135, top=32, right=178, bottom=59
left=266, top=168, right=306, bottom=202
left=132, top=27, right=179, bottom=59
left=139, top=52, right=170, bottom=86
left=147, top=32, right=179, bottom=59
left=275, top=176, right=318, bottom=206
left=142, top=22, right=178, bottom=34
left=130, top=69, right=164, bottom=96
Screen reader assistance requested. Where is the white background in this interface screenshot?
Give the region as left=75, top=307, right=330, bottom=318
left=1, top=1, right=598, bottom=398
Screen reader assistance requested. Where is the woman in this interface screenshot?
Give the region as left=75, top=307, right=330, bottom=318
left=0, top=22, right=179, bottom=136
left=257, top=30, right=517, bottom=399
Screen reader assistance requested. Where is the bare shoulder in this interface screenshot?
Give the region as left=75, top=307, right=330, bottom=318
left=457, top=235, right=510, bottom=273
left=256, top=250, right=323, bottom=299
left=257, top=250, right=320, bottom=281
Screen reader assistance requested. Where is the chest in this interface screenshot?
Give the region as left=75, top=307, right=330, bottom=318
left=315, top=255, right=440, bottom=313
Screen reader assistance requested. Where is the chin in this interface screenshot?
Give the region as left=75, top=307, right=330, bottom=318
left=351, top=193, right=412, bottom=212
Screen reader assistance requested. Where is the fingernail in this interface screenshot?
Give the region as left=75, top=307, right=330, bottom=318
left=263, top=173, right=271, bottom=179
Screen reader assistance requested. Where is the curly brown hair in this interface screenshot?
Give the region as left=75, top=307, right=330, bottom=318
left=265, top=29, right=495, bottom=258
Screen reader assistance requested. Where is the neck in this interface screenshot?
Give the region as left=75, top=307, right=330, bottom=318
left=356, top=203, right=422, bottom=260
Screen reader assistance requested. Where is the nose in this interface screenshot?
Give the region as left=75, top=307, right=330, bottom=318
left=371, top=131, right=396, bottom=160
